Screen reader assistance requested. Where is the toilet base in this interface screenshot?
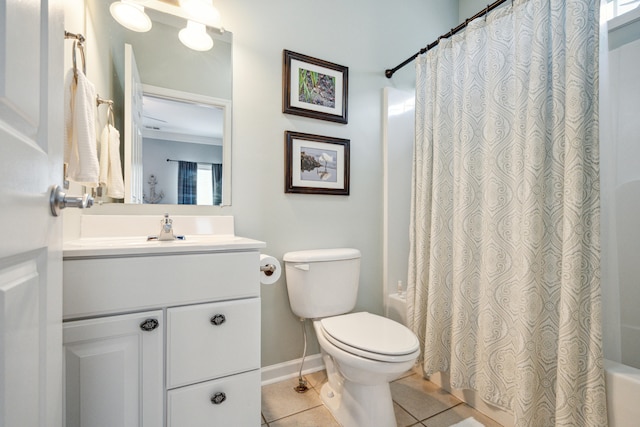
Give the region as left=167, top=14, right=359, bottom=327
left=320, top=379, right=396, bottom=427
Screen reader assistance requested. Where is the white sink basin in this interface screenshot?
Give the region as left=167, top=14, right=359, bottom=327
left=63, top=215, right=265, bottom=258
left=64, top=235, right=264, bottom=258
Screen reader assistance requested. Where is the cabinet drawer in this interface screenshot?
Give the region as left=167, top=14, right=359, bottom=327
left=167, top=298, right=260, bottom=388
left=64, top=251, right=260, bottom=319
left=167, top=369, right=261, bottom=426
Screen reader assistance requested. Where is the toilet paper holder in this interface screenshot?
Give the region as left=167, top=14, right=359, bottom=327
left=260, top=264, right=276, bottom=276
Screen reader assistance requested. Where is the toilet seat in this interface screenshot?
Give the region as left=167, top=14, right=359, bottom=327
left=319, top=312, right=419, bottom=363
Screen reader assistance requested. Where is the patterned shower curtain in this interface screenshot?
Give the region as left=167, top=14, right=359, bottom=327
left=407, top=0, right=607, bottom=425
left=178, top=161, right=197, bottom=205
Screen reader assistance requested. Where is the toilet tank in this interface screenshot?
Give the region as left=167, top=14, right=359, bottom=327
left=283, top=248, right=361, bottom=319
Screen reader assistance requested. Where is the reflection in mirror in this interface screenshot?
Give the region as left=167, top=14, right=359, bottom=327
left=85, top=0, right=232, bottom=206
left=138, top=86, right=230, bottom=205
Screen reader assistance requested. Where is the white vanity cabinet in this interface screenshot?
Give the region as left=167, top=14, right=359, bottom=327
left=62, top=223, right=265, bottom=427
left=63, top=311, right=164, bottom=427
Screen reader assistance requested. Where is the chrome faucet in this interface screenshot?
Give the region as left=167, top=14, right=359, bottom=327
left=158, top=213, right=175, bottom=241
left=146, top=214, right=185, bottom=241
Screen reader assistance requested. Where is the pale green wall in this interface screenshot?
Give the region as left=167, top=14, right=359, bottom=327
left=226, top=0, right=458, bottom=367
left=459, top=0, right=490, bottom=21
left=65, top=0, right=459, bottom=367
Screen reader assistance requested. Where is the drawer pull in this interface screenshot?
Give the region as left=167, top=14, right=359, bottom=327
left=210, top=392, right=227, bottom=405
left=210, top=314, right=226, bottom=326
left=140, top=318, right=159, bottom=332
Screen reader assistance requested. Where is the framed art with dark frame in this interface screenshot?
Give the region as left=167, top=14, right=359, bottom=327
left=282, top=50, right=348, bottom=124
left=285, top=131, right=350, bottom=195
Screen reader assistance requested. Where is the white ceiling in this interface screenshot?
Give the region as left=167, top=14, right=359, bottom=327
left=142, top=95, right=224, bottom=143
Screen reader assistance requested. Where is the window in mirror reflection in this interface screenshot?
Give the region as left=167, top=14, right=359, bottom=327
left=197, top=164, right=213, bottom=205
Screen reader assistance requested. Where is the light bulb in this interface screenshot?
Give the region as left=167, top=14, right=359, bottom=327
left=179, top=21, right=214, bottom=51
left=109, top=1, right=152, bottom=32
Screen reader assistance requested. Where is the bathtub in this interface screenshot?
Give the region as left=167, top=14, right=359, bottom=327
left=605, top=359, right=640, bottom=427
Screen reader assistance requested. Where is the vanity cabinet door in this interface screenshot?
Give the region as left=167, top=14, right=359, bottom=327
left=167, top=369, right=261, bottom=427
left=63, top=311, right=163, bottom=427
left=167, top=298, right=260, bottom=388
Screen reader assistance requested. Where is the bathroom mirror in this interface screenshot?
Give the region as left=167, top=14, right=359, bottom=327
left=85, top=0, right=232, bottom=206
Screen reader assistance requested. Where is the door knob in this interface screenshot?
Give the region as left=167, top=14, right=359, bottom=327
left=49, top=185, right=94, bottom=216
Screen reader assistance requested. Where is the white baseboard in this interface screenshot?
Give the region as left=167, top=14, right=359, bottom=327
left=261, top=353, right=325, bottom=386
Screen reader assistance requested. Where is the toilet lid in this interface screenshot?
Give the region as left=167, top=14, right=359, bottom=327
left=320, top=312, right=419, bottom=362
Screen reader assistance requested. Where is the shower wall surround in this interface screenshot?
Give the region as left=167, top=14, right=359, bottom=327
left=605, top=21, right=640, bottom=370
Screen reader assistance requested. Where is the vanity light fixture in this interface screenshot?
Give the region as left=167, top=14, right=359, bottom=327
left=109, top=0, right=152, bottom=32
left=178, top=20, right=214, bottom=51
left=179, top=0, right=222, bottom=29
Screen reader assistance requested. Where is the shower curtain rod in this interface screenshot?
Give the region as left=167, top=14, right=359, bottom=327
left=166, top=158, right=220, bottom=166
left=384, top=0, right=512, bottom=78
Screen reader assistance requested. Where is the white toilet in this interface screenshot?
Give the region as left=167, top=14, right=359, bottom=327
left=283, top=248, right=420, bottom=427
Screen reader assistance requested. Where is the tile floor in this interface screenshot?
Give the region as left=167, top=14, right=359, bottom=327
left=261, top=368, right=504, bottom=427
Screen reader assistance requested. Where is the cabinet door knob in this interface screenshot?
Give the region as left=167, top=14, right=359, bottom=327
left=140, top=318, right=159, bottom=332
left=210, top=392, right=226, bottom=405
left=210, top=314, right=226, bottom=326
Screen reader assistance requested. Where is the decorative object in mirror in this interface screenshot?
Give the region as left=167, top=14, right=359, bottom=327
left=85, top=0, right=232, bottom=206
left=285, top=131, right=350, bottom=195
left=282, top=50, right=349, bottom=124
left=143, top=174, right=165, bottom=204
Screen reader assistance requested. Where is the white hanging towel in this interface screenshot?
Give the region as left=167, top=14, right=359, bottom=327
left=64, top=68, right=99, bottom=185
left=98, top=123, right=125, bottom=199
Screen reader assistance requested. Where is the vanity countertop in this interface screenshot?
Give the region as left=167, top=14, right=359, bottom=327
left=63, top=235, right=266, bottom=259
left=64, top=215, right=265, bottom=258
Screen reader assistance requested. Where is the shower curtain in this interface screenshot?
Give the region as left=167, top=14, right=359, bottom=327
left=407, top=0, right=607, bottom=425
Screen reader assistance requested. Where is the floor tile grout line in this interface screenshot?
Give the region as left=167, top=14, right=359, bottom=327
left=391, top=399, right=421, bottom=425
left=263, top=370, right=500, bottom=427
left=262, top=402, right=324, bottom=424
left=418, top=401, right=467, bottom=423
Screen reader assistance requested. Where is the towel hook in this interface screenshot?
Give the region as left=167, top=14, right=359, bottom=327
left=107, top=104, right=115, bottom=127
left=96, top=95, right=113, bottom=107
left=65, top=31, right=86, bottom=82
left=71, top=41, right=86, bottom=82
left=97, top=95, right=115, bottom=127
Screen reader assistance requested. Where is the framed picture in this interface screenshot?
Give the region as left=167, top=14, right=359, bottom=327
left=282, top=50, right=348, bottom=124
left=285, top=131, right=350, bottom=195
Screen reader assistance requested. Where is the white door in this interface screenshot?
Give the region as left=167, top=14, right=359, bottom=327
left=0, top=1, right=64, bottom=426
left=124, top=43, right=144, bottom=204
left=63, top=311, right=164, bottom=427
